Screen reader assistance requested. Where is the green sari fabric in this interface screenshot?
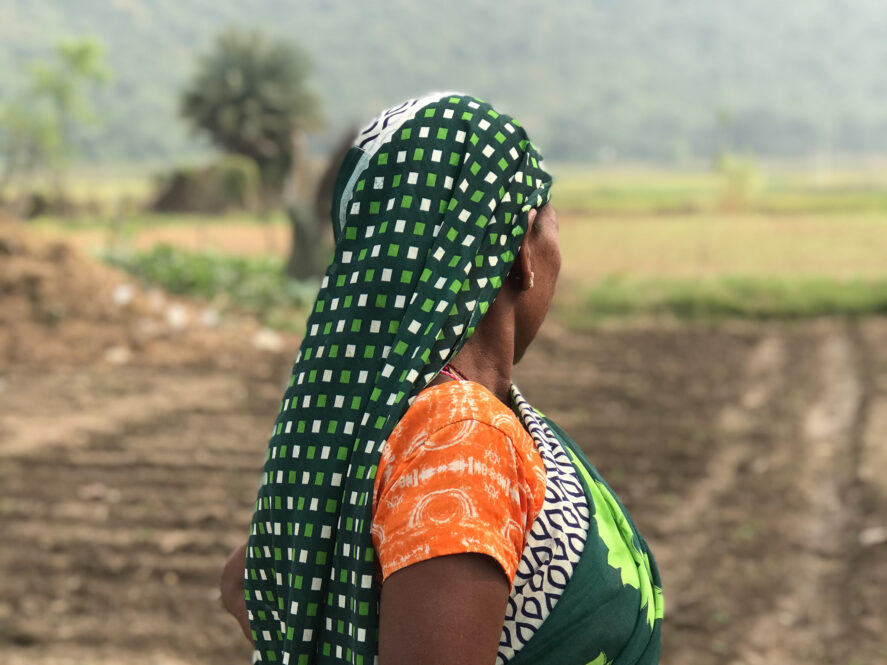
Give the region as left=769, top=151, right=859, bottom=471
left=244, top=92, right=662, bottom=665
left=504, top=411, right=664, bottom=665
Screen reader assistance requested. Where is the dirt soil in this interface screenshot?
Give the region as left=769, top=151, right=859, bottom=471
left=2, top=220, right=886, bottom=665
left=28, top=220, right=292, bottom=259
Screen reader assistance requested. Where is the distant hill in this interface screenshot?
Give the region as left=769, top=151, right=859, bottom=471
left=3, top=0, right=887, bottom=165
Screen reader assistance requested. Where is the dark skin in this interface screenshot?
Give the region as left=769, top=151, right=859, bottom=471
left=220, top=541, right=252, bottom=641
left=221, top=204, right=561, bottom=664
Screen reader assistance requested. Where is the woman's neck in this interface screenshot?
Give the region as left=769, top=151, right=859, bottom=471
left=444, top=301, right=516, bottom=405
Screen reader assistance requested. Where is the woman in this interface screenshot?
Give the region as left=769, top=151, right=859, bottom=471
left=222, top=92, right=663, bottom=664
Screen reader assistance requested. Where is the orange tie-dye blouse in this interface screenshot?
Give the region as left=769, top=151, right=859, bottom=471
left=371, top=380, right=547, bottom=585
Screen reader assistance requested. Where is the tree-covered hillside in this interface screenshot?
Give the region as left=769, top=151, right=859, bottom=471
left=3, top=0, right=887, bottom=164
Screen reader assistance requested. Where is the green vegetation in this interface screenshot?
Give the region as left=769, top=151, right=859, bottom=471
left=104, top=239, right=887, bottom=329
left=103, top=244, right=318, bottom=330
left=568, top=275, right=887, bottom=324
left=25, top=167, right=882, bottom=328
left=552, top=168, right=887, bottom=215
left=6, top=5, right=887, bottom=333
left=0, top=37, right=109, bottom=199
left=550, top=176, right=887, bottom=323
left=5, top=1, right=887, bottom=164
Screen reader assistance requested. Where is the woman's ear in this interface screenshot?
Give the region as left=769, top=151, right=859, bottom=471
left=515, top=208, right=538, bottom=291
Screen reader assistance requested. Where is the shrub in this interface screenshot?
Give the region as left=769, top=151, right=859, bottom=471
left=150, top=155, right=261, bottom=214
left=102, top=244, right=318, bottom=328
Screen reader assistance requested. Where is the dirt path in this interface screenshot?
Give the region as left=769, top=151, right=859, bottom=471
left=2, top=312, right=886, bottom=663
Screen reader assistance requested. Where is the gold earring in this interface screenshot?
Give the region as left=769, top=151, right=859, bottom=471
left=529, top=271, right=535, bottom=289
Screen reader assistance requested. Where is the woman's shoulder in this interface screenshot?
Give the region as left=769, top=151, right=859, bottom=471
left=396, top=379, right=526, bottom=442
left=380, top=380, right=540, bottom=477
left=373, top=380, right=547, bottom=585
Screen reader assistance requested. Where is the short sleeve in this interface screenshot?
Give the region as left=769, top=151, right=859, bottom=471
left=372, top=417, right=541, bottom=585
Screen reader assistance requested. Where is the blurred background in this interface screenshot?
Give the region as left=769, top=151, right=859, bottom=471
left=1, top=2, right=886, bottom=664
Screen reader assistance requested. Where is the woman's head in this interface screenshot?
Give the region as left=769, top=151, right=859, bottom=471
left=328, top=92, right=555, bottom=379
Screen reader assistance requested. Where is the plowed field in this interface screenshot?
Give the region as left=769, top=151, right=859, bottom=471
left=2, top=222, right=886, bottom=665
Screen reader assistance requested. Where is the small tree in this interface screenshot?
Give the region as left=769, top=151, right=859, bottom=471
left=0, top=37, right=109, bottom=202
left=180, top=28, right=321, bottom=208
left=0, top=105, right=54, bottom=200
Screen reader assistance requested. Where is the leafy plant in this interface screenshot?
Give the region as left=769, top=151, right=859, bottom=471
left=0, top=37, right=110, bottom=200
left=102, top=244, right=319, bottom=329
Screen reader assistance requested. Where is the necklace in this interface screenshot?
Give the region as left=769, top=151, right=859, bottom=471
left=441, top=363, right=469, bottom=381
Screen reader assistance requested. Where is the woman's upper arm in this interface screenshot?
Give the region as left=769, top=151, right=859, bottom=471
left=373, top=419, right=534, bottom=584
left=372, top=395, right=546, bottom=664
left=378, top=552, right=509, bottom=665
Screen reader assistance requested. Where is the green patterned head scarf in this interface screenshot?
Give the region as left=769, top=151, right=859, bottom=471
left=245, top=92, right=552, bottom=664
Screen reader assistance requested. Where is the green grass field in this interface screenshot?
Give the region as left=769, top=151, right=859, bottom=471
left=556, top=212, right=887, bottom=279
left=552, top=166, right=887, bottom=215
left=566, top=275, right=887, bottom=324
left=27, top=167, right=887, bottom=326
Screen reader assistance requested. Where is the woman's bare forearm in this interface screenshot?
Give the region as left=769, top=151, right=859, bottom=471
left=220, top=542, right=252, bottom=643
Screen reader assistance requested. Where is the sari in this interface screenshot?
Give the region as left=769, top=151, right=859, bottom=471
left=244, top=92, right=663, bottom=664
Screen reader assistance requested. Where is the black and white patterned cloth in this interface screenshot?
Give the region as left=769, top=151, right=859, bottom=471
left=497, top=386, right=591, bottom=663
